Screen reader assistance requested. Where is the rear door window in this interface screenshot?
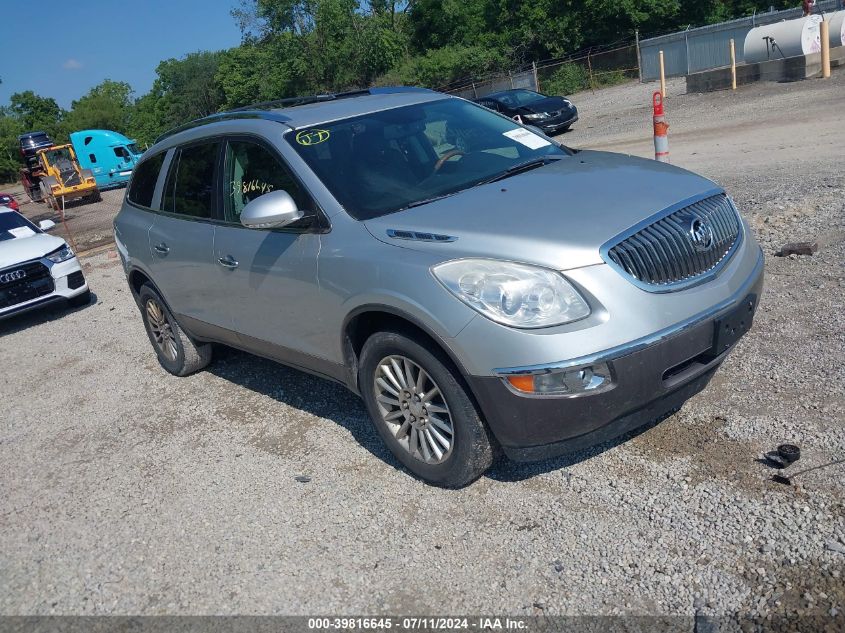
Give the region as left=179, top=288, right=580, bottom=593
left=161, top=142, right=220, bottom=219
left=127, top=152, right=166, bottom=208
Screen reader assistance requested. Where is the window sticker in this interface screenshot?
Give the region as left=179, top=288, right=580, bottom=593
left=503, top=128, right=551, bottom=150
left=295, top=129, right=330, bottom=146
left=8, top=226, right=35, bottom=238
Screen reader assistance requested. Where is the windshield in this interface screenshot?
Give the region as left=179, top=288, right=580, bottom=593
left=43, top=147, right=74, bottom=165
left=0, top=211, right=38, bottom=241
left=127, top=143, right=142, bottom=156
left=495, top=90, right=547, bottom=107
left=287, top=98, right=568, bottom=220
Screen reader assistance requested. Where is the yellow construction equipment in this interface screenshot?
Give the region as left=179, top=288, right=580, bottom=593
left=35, top=144, right=101, bottom=209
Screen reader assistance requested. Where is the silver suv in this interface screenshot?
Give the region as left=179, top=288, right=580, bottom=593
left=114, top=87, right=764, bottom=487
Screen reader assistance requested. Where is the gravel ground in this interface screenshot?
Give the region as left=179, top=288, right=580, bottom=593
left=1, top=74, right=844, bottom=621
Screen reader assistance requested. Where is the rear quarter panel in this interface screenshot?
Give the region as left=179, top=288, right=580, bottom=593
left=114, top=203, right=156, bottom=284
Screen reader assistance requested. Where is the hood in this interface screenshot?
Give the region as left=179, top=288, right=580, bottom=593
left=364, top=150, right=721, bottom=271
left=0, top=232, right=66, bottom=269
left=518, top=96, right=572, bottom=114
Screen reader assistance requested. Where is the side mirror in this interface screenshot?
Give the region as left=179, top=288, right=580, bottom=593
left=39, top=219, right=56, bottom=231
left=240, top=190, right=304, bottom=229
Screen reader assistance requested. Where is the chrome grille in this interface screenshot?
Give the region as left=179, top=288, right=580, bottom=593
left=606, top=194, right=741, bottom=290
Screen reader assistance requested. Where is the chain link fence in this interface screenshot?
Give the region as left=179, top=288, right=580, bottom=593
left=439, top=41, right=641, bottom=100
left=535, top=43, right=640, bottom=96
left=437, top=68, right=539, bottom=100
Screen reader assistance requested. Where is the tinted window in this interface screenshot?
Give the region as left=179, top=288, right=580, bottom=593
left=162, top=142, right=219, bottom=219
left=89, top=153, right=97, bottom=164
left=224, top=140, right=309, bottom=223
left=288, top=98, right=567, bottom=220
left=496, top=90, right=546, bottom=107
left=127, top=152, right=165, bottom=208
left=114, top=147, right=130, bottom=159
left=476, top=99, right=501, bottom=112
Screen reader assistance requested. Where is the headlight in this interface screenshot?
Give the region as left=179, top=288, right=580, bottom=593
left=46, top=244, right=75, bottom=263
left=522, top=113, right=547, bottom=121
left=432, top=259, right=590, bottom=328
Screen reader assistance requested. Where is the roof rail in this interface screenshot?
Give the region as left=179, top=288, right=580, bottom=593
left=229, top=89, right=370, bottom=112
left=153, top=86, right=435, bottom=145
left=153, top=110, right=293, bottom=145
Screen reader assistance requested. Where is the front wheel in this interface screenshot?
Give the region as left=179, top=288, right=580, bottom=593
left=359, top=331, right=494, bottom=488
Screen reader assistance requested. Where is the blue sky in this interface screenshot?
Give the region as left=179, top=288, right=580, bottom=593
left=1, top=0, right=243, bottom=109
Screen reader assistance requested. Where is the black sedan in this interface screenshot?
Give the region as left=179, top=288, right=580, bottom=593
left=474, top=89, right=578, bottom=135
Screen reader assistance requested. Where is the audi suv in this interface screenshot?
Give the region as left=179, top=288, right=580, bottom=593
left=1, top=206, right=90, bottom=319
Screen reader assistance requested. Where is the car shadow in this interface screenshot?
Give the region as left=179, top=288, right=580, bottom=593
left=207, top=346, right=402, bottom=469
left=0, top=291, right=98, bottom=336
left=206, top=345, right=661, bottom=486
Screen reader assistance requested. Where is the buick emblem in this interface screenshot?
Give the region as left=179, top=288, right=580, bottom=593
left=0, top=269, right=26, bottom=283
left=687, top=217, right=714, bottom=252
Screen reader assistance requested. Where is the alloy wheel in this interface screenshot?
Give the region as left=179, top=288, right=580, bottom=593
left=145, top=298, right=178, bottom=362
left=373, top=355, right=454, bottom=464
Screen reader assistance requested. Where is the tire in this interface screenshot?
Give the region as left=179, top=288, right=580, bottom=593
left=138, top=284, right=212, bottom=377
left=68, top=289, right=91, bottom=308
left=359, top=330, right=494, bottom=488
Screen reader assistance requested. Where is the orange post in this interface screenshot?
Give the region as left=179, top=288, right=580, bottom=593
left=653, top=92, right=670, bottom=163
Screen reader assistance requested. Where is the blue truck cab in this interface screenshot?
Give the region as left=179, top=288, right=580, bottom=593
left=69, top=130, right=143, bottom=189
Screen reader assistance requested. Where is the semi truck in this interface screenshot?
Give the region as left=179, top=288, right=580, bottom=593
left=69, top=130, right=143, bottom=190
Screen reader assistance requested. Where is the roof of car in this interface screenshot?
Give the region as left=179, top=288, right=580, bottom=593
left=153, top=87, right=450, bottom=146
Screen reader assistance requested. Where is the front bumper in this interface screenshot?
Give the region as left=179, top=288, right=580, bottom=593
left=465, top=248, right=764, bottom=461
left=0, top=256, right=88, bottom=320
left=538, top=111, right=578, bottom=134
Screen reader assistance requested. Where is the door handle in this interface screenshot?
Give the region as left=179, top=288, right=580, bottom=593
left=218, top=255, right=239, bottom=269
left=153, top=243, right=170, bottom=255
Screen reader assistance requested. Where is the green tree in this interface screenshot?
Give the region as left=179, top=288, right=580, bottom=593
left=8, top=91, right=64, bottom=137
left=126, top=51, right=226, bottom=145
left=0, top=110, right=25, bottom=183
left=64, top=80, right=134, bottom=133
left=155, top=52, right=226, bottom=124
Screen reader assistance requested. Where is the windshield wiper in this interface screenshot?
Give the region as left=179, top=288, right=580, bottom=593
left=399, top=192, right=459, bottom=211
left=479, top=155, right=564, bottom=185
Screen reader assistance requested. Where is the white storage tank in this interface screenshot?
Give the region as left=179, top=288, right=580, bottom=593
left=829, top=11, right=845, bottom=48
left=744, top=15, right=823, bottom=63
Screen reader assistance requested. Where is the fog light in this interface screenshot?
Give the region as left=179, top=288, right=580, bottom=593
left=504, top=363, right=612, bottom=396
